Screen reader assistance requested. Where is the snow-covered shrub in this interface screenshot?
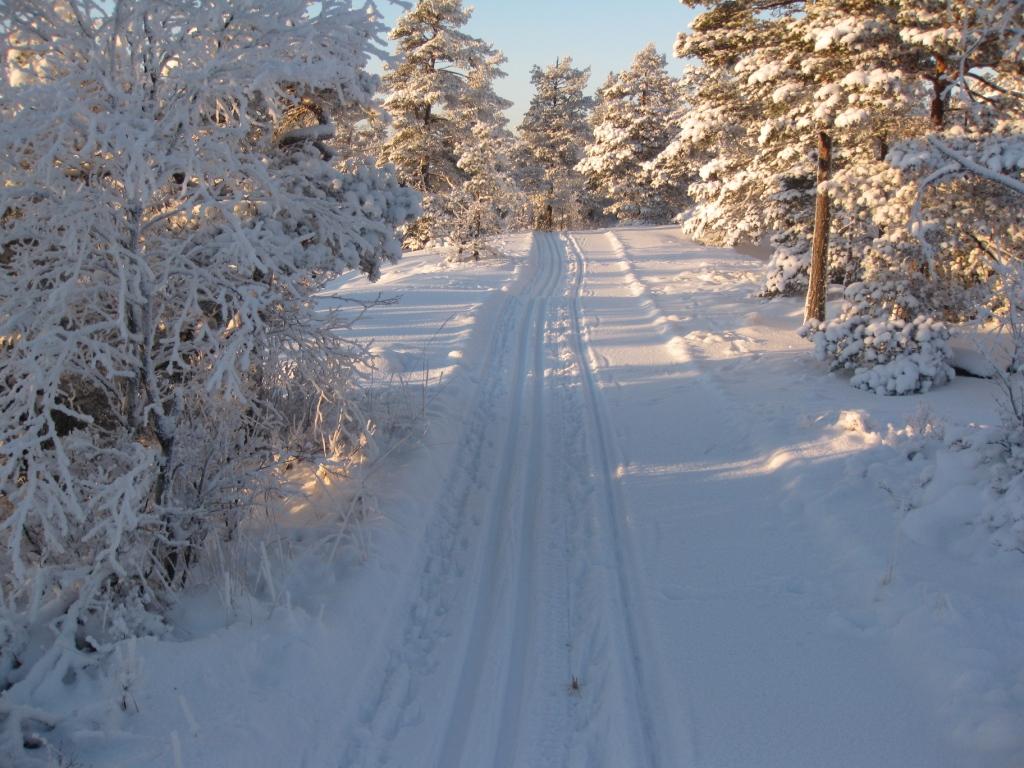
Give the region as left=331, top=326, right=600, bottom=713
left=761, top=240, right=812, bottom=297
left=805, top=113, right=1021, bottom=395
left=981, top=258, right=1024, bottom=516
left=805, top=282, right=954, bottom=395
left=0, top=0, right=417, bottom=756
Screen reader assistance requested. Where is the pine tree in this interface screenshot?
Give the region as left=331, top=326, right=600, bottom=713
left=381, top=0, right=514, bottom=251
left=802, top=0, right=1023, bottom=393
left=579, top=45, right=684, bottom=224
left=660, top=0, right=1022, bottom=393
left=656, top=3, right=787, bottom=251
left=517, top=57, right=595, bottom=230
left=446, top=49, right=525, bottom=259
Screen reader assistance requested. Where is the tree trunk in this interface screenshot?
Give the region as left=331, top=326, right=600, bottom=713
left=804, top=131, right=833, bottom=324
left=929, top=56, right=949, bottom=130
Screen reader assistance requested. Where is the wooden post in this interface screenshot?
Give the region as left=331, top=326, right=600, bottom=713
left=804, top=130, right=833, bottom=324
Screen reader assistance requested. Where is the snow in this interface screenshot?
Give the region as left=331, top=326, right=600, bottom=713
left=30, top=228, right=1024, bottom=768
left=745, top=61, right=785, bottom=85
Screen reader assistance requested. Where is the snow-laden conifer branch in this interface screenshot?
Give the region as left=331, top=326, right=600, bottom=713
left=926, top=134, right=1024, bottom=196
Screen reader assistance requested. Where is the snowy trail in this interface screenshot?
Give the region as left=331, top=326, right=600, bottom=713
left=562, top=234, right=691, bottom=767
left=337, top=232, right=690, bottom=768
left=336, top=227, right=990, bottom=768
left=337, top=233, right=567, bottom=767
left=72, top=227, right=1024, bottom=768
left=570, top=227, right=976, bottom=768
left=349, top=227, right=982, bottom=768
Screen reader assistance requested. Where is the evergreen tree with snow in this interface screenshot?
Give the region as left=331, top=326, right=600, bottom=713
left=579, top=45, right=684, bottom=224
left=446, top=52, right=527, bottom=259
left=660, top=0, right=1023, bottom=393
left=801, top=0, right=1024, bottom=393
left=381, top=0, right=514, bottom=252
left=517, top=57, right=595, bottom=230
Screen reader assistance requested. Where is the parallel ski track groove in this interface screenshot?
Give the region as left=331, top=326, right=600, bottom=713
left=602, top=229, right=753, bottom=449
left=342, top=232, right=688, bottom=768
left=433, top=233, right=561, bottom=768
left=339, top=235, right=554, bottom=767
left=563, top=233, right=683, bottom=768
left=492, top=232, right=564, bottom=768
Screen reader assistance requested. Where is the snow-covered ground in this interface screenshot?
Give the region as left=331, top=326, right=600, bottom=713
left=53, top=227, right=1024, bottom=768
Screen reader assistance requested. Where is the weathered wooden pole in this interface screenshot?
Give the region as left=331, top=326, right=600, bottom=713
left=804, top=130, right=833, bottom=324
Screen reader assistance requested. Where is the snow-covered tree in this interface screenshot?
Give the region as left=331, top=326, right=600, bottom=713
left=446, top=47, right=526, bottom=259
left=658, top=3, right=799, bottom=254
left=803, top=0, right=1024, bottom=393
left=0, top=0, right=417, bottom=751
left=664, top=0, right=929, bottom=297
left=448, top=106, right=525, bottom=258
left=381, top=0, right=515, bottom=253
left=517, top=57, right=595, bottom=230
left=578, top=45, right=684, bottom=224
left=661, top=0, right=1022, bottom=392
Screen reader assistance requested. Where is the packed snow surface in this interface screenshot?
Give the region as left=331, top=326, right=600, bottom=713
left=61, top=228, right=1024, bottom=768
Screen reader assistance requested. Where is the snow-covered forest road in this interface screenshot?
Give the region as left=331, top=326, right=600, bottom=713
left=328, top=228, right=1014, bottom=768
left=70, top=228, right=1023, bottom=768
left=340, top=232, right=686, bottom=767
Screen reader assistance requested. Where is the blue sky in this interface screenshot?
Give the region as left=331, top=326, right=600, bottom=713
left=373, top=0, right=700, bottom=126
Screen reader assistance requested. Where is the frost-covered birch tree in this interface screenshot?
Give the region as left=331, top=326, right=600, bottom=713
left=578, top=45, right=684, bottom=224
left=0, top=0, right=417, bottom=751
left=517, top=57, right=595, bottom=230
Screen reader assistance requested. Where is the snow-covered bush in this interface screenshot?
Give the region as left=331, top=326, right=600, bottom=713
left=982, top=258, right=1024, bottom=502
left=0, top=0, right=416, bottom=756
left=804, top=282, right=954, bottom=395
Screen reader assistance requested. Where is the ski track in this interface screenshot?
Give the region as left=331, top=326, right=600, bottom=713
left=603, top=230, right=754, bottom=379
left=338, top=232, right=688, bottom=768
left=55, top=229, right=1016, bottom=768
left=562, top=233, right=693, bottom=768
left=337, top=240, right=542, bottom=767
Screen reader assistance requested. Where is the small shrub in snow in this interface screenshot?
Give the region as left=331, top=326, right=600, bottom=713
left=805, top=282, right=954, bottom=395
